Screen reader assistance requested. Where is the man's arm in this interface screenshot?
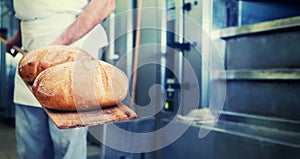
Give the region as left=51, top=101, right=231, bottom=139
left=52, top=0, right=116, bottom=45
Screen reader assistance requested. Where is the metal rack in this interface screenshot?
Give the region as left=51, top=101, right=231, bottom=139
left=209, top=1, right=300, bottom=158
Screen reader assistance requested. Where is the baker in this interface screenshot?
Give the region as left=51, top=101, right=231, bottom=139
left=6, top=0, right=115, bottom=158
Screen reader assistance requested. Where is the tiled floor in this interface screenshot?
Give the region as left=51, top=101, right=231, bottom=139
left=0, top=118, right=102, bottom=159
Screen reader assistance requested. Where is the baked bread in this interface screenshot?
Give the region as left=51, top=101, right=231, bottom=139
left=18, top=45, right=94, bottom=83
left=32, top=60, right=129, bottom=111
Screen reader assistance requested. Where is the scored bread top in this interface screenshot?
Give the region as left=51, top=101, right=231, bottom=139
left=18, top=45, right=94, bottom=83
left=32, top=60, right=129, bottom=111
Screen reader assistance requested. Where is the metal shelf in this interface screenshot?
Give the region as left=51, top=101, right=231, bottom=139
left=211, top=16, right=300, bottom=39
left=176, top=110, right=300, bottom=149
left=192, top=119, right=300, bottom=149
left=217, top=69, right=300, bottom=80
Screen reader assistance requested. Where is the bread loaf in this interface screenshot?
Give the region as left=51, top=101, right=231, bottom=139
left=18, top=45, right=94, bottom=83
left=32, top=60, right=129, bottom=111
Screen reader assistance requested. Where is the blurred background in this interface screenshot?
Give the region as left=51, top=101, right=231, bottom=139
left=1, top=0, right=300, bottom=159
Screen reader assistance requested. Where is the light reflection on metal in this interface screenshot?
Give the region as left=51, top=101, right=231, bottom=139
left=219, top=69, right=300, bottom=80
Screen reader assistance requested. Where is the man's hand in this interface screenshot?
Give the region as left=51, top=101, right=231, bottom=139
left=6, top=28, right=22, bottom=57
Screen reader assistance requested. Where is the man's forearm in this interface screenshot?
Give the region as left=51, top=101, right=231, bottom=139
left=52, top=0, right=115, bottom=45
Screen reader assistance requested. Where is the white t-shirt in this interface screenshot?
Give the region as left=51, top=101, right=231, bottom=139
left=13, top=0, right=108, bottom=107
left=14, top=0, right=88, bottom=21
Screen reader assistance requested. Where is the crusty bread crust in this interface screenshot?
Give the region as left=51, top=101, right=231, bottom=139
left=32, top=60, right=129, bottom=111
left=18, top=45, right=94, bottom=83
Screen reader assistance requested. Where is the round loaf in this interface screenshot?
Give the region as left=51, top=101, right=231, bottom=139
left=18, top=45, right=94, bottom=83
left=32, top=60, right=129, bottom=111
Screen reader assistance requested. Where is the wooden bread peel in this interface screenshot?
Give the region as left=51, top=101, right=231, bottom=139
left=45, top=103, right=137, bottom=129
left=0, top=36, right=137, bottom=129
left=0, top=36, right=26, bottom=55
